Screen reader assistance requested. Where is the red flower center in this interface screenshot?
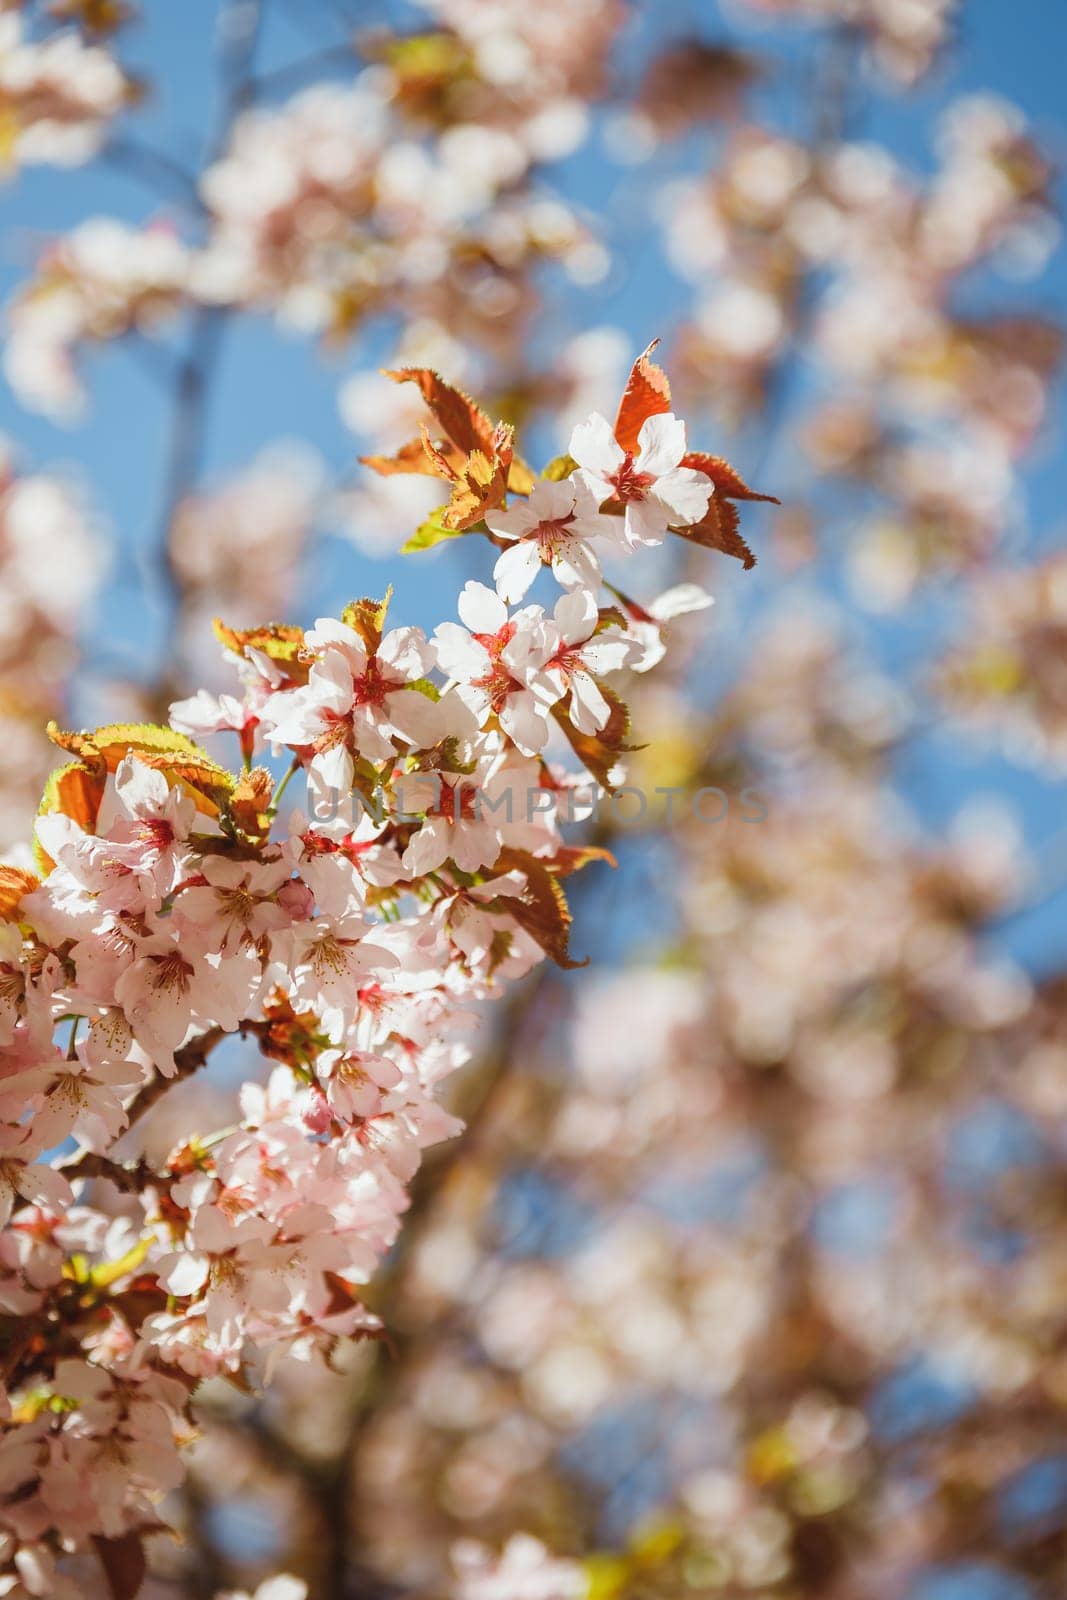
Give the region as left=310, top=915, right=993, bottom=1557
left=471, top=622, right=523, bottom=713
left=608, top=453, right=654, bottom=503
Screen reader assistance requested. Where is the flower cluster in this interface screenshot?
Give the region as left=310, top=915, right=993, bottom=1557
left=0, top=351, right=766, bottom=1593
left=0, top=11, right=130, bottom=176
left=935, top=550, right=1067, bottom=766
left=4, top=1, right=622, bottom=422
left=732, top=0, right=959, bottom=84
left=660, top=96, right=1058, bottom=596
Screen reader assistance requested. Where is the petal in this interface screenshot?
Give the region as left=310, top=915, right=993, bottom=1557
left=484, top=501, right=538, bottom=541
left=532, top=477, right=581, bottom=518
left=570, top=672, right=611, bottom=734
left=306, top=618, right=367, bottom=662
left=553, top=588, right=597, bottom=645
left=451, top=821, right=500, bottom=874
left=309, top=651, right=357, bottom=715
left=402, top=817, right=451, bottom=877
left=624, top=498, right=669, bottom=548
left=635, top=412, right=687, bottom=476
left=377, top=626, right=433, bottom=679
left=648, top=583, right=714, bottom=621
left=494, top=540, right=543, bottom=604
left=574, top=466, right=613, bottom=508
left=384, top=686, right=442, bottom=748
left=16, top=1162, right=74, bottom=1216
left=500, top=692, right=550, bottom=755
left=313, top=742, right=354, bottom=798
left=569, top=411, right=623, bottom=476
left=580, top=635, right=637, bottom=674
left=552, top=540, right=601, bottom=593
left=193, top=1204, right=234, bottom=1252
left=114, top=757, right=169, bottom=820
left=652, top=468, right=712, bottom=527
left=457, top=580, right=507, bottom=635
left=432, top=621, right=486, bottom=681
left=161, top=1251, right=210, bottom=1299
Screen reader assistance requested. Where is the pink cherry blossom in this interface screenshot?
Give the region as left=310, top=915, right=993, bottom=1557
left=540, top=589, right=641, bottom=735
left=0, top=1123, right=73, bottom=1228
left=172, top=853, right=293, bottom=954
left=570, top=410, right=712, bottom=547
left=434, top=582, right=557, bottom=755
left=485, top=477, right=611, bottom=602
left=262, top=617, right=441, bottom=805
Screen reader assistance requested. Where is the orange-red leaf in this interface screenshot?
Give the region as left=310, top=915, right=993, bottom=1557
left=0, top=866, right=38, bottom=920
left=35, top=761, right=108, bottom=873
left=360, top=434, right=450, bottom=480
left=341, top=589, right=393, bottom=653
left=384, top=367, right=496, bottom=458
left=551, top=688, right=635, bottom=792
left=614, top=340, right=672, bottom=454
left=681, top=452, right=779, bottom=504
left=676, top=498, right=756, bottom=569
left=543, top=845, right=617, bottom=877
left=441, top=428, right=515, bottom=531
left=495, top=847, right=586, bottom=969
left=229, top=767, right=274, bottom=842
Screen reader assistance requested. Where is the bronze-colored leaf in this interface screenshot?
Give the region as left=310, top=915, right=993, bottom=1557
left=0, top=866, right=39, bottom=920
left=676, top=497, right=757, bottom=569
left=495, top=846, right=586, bottom=969
left=92, top=1532, right=146, bottom=1600
left=681, top=452, right=779, bottom=504
left=614, top=340, right=672, bottom=454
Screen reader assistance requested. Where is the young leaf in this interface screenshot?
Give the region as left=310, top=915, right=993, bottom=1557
left=495, top=846, right=587, bottom=969
left=0, top=866, right=38, bottom=920
left=341, top=589, right=393, bottom=653
left=228, top=767, right=274, bottom=842
left=360, top=435, right=446, bottom=479
left=212, top=620, right=309, bottom=684
left=401, top=506, right=474, bottom=553
left=48, top=722, right=236, bottom=819
left=680, top=452, right=780, bottom=504
left=35, top=761, right=108, bottom=872
left=551, top=688, right=635, bottom=792
left=384, top=366, right=496, bottom=458
left=542, top=453, right=578, bottom=482
left=543, top=844, right=617, bottom=877
left=614, top=340, right=672, bottom=454
left=92, top=1532, right=146, bottom=1600
left=675, top=497, right=756, bottom=569
left=440, top=440, right=512, bottom=531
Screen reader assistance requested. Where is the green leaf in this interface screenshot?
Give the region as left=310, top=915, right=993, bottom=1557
left=542, top=453, right=578, bottom=482
left=402, top=505, right=479, bottom=553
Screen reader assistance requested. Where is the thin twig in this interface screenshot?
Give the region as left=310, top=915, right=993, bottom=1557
left=102, top=135, right=204, bottom=209
left=152, top=0, right=265, bottom=627
left=58, top=1150, right=152, bottom=1192
left=250, top=42, right=359, bottom=100
left=121, top=1022, right=229, bottom=1131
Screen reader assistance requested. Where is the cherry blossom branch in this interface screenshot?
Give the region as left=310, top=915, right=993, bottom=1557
left=123, top=1019, right=270, bottom=1133
left=58, top=1149, right=152, bottom=1192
